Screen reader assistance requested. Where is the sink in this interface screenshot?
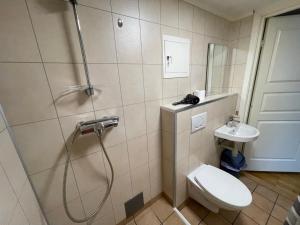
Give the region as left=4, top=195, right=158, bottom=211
left=215, top=123, right=260, bottom=143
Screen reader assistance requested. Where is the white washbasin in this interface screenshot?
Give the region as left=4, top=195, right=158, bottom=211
left=215, top=123, right=260, bottom=143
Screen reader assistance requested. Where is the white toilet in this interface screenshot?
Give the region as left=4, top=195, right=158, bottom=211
left=187, top=164, right=252, bottom=213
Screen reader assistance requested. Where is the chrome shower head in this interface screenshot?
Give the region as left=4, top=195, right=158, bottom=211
left=77, top=116, right=119, bottom=136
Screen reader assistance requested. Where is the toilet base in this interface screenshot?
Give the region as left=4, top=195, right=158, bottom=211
left=188, top=180, right=219, bottom=213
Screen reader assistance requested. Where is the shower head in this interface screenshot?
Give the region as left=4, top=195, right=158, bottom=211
left=77, top=116, right=119, bottom=136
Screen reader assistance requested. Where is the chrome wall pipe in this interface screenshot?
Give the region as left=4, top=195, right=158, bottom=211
left=69, top=0, right=94, bottom=96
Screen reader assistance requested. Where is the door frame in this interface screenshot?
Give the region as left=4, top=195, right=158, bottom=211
left=239, top=0, right=300, bottom=123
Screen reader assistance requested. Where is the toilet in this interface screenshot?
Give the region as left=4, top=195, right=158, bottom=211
left=187, top=164, right=252, bottom=213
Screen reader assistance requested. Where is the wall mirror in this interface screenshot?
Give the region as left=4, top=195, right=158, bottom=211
left=206, top=43, right=231, bottom=96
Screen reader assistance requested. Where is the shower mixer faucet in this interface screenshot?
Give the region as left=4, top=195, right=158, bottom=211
left=77, top=116, right=119, bottom=136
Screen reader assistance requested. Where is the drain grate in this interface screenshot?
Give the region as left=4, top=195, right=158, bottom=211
left=125, top=192, right=144, bottom=217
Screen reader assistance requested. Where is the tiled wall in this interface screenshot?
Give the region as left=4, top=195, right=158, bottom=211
left=0, top=108, right=47, bottom=225
left=161, top=94, right=238, bottom=206
left=227, top=16, right=253, bottom=110
left=0, top=0, right=249, bottom=224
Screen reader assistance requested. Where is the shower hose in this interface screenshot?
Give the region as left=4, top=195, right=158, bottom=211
left=62, top=127, right=114, bottom=223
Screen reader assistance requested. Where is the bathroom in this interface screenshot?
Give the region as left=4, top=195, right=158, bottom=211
left=0, top=0, right=299, bottom=225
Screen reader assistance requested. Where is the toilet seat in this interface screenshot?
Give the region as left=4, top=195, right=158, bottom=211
left=188, top=165, right=252, bottom=210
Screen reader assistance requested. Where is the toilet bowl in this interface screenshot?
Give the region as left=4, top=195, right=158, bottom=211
left=187, top=164, right=252, bottom=213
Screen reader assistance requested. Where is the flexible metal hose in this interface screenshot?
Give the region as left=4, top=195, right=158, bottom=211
left=62, top=128, right=114, bottom=223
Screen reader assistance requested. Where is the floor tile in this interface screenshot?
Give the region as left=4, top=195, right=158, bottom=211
left=254, top=185, right=278, bottom=202
left=240, top=176, right=257, bottom=192
left=135, top=207, right=161, bottom=225
left=276, top=195, right=294, bottom=210
left=234, top=213, right=258, bottom=225
left=271, top=204, right=288, bottom=222
left=163, top=213, right=184, bottom=225
left=219, top=209, right=240, bottom=223
left=267, top=216, right=282, bottom=225
left=252, top=192, right=274, bottom=213
left=127, top=220, right=137, bottom=225
left=151, top=197, right=173, bottom=222
left=181, top=200, right=209, bottom=223
left=203, top=212, right=231, bottom=225
left=242, top=203, right=269, bottom=225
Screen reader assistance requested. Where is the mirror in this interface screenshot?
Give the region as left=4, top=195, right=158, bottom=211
left=206, top=43, right=231, bottom=96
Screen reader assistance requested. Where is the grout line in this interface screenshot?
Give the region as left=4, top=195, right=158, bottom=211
left=137, top=0, right=153, bottom=201
left=109, top=1, right=134, bottom=222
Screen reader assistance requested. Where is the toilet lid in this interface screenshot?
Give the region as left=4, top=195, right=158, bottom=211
left=194, top=165, right=252, bottom=208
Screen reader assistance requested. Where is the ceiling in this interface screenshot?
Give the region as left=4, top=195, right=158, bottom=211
left=184, top=0, right=281, bottom=21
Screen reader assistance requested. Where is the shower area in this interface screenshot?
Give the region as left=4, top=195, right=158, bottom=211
left=0, top=0, right=140, bottom=224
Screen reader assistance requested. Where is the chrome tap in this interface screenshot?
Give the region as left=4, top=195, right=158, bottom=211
left=227, top=114, right=240, bottom=127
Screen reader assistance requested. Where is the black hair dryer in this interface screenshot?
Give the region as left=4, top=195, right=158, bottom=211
left=172, top=94, right=200, bottom=106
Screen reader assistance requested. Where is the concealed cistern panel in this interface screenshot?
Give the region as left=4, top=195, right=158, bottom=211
left=191, top=112, right=207, bottom=133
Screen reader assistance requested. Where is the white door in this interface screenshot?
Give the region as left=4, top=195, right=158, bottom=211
left=244, top=15, right=300, bottom=172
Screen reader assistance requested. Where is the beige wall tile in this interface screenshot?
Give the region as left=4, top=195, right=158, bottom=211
left=45, top=63, right=94, bottom=117
left=143, top=65, right=163, bottom=101
left=177, top=77, right=191, bottom=96
left=30, top=164, right=79, bottom=212
left=192, top=7, right=206, bottom=34
left=111, top=173, right=133, bottom=221
left=0, top=165, right=18, bottom=225
left=46, top=197, right=85, bottom=225
left=179, top=1, right=193, bottom=31
left=104, top=142, right=130, bottom=178
left=163, top=79, right=178, bottom=98
left=127, top=135, right=148, bottom=169
left=146, top=100, right=162, bottom=133
left=79, top=6, right=117, bottom=63
left=90, top=64, right=122, bottom=110
left=9, top=203, right=30, bottom=225
left=93, top=213, right=116, bottom=225
left=0, top=63, right=56, bottom=125
left=113, top=15, right=142, bottom=63
left=71, top=152, right=107, bottom=195
left=0, top=111, right=6, bottom=133
left=124, top=103, right=147, bottom=139
left=81, top=187, right=114, bottom=222
left=191, top=65, right=206, bottom=91
left=119, top=64, right=145, bottom=105
left=95, top=107, right=127, bottom=147
left=139, top=0, right=160, bottom=23
left=236, top=37, right=250, bottom=64
left=0, top=0, right=40, bottom=62
left=149, top=159, right=162, bottom=198
left=147, top=131, right=162, bottom=162
left=12, top=119, right=66, bottom=175
left=19, top=180, right=48, bottom=225
left=0, top=130, right=27, bottom=197
left=141, top=21, right=162, bottom=64
left=27, top=0, right=82, bottom=63
left=78, top=0, right=111, bottom=11
left=111, top=0, right=139, bottom=18
left=131, top=163, right=151, bottom=202
left=161, top=0, right=179, bottom=28
left=192, top=33, right=205, bottom=65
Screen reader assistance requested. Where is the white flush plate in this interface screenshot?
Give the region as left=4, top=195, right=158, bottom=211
left=191, top=112, right=207, bottom=133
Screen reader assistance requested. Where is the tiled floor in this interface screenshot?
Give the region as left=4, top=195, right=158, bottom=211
left=124, top=174, right=297, bottom=225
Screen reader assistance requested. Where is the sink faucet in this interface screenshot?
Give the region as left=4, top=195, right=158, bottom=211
left=227, top=114, right=240, bottom=127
